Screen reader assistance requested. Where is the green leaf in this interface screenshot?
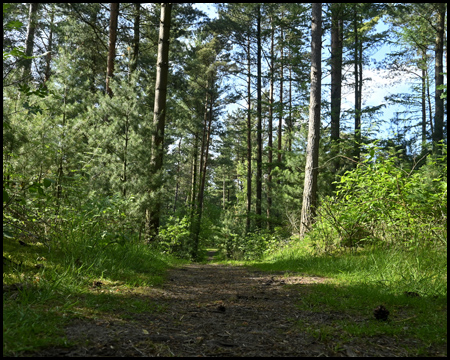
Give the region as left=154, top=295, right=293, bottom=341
left=3, top=46, right=29, bottom=61
left=6, top=20, right=23, bottom=30
left=43, top=178, right=54, bottom=188
left=23, top=102, right=43, bottom=115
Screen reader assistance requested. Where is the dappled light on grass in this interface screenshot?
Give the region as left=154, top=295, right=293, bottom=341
left=249, top=240, right=447, bottom=353
left=253, top=242, right=447, bottom=297
left=2, top=234, right=182, bottom=356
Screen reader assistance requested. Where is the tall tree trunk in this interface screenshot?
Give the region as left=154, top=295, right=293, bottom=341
left=44, top=5, right=54, bottom=84
left=190, top=91, right=209, bottom=255
left=256, top=5, right=262, bottom=229
left=278, top=16, right=284, bottom=166
left=426, top=68, right=434, bottom=137
left=22, top=3, right=39, bottom=79
left=330, top=4, right=343, bottom=179
left=353, top=5, right=361, bottom=166
left=300, top=3, right=322, bottom=238
left=146, top=3, right=172, bottom=242
left=197, top=93, right=209, bottom=206
left=288, top=45, right=293, bottom=153
left=421, top=51, right=427, bottom=152
left=130, top=3, right=140, bottom=75
left=192, top=85, right=215, bottom=259
left=189, top=132, right=199, bottom=209
left=433, top=3, right=445, bottom=153
left=173, top=139, right=182, bottom=213
left=246, top=34, right=252, bottom=234
left=106, top=3, right=119, bottom=98
left=267, top=17, right=274, bottom=231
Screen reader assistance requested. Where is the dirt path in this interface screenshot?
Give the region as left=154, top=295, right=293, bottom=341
left=27, top=261, right=432, bottom=357
left=140, top=264, right=330, bottom=357
left=28, top=263, right=335, bottom=357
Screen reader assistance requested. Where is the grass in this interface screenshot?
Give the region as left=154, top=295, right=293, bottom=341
left=296, top=282, right=446, bottom=343
left=3, top=235, right=185, bottom=356
left=3, top=230, right=447, bottom=356
left=247, top=239, right=447, bottom=356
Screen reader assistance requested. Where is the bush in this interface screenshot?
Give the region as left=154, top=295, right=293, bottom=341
left=309, top=143, right=447, bottom=251
left=217, top=228, right=288, bottom=261
left=157, top=216, right=191, bottom=257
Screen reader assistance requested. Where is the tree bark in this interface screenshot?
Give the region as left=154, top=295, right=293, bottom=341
left=421, top=51, right=427, bottom=151
left=130, top=3, right=140, bottom=74
left=146, top=3, right=172, bottom=242
left=300, top=3, right=322, bottom=238
left=288, top=46, right=293, bottom=153
left=189, top=132, right=199, bottom=208
left=44, top=5, right=54, bottom=84
left=22, top=3, right=39, bottom=79
left=278, top=15, right=284, bottom=166
left=197, top=93, right=209, bottom=207
left=173, top=139, right=182, bottom=213
left=106, top=3, right=119, bottom=98
left=330, top=3, right=343, bottom=178
left=246, top=34, right=252, bottom=234
left=267, top=17, right=274, bottom=231
left=256, top=5, right=262, bottom=229
left=353, top=5, right=362, bottom=166
left=433, top=3, right=445, bottom=153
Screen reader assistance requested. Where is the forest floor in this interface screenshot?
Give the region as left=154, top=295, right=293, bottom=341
left=23, top=251, right=445, bottom=357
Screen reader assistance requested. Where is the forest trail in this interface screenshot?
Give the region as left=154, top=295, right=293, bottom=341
left=29, top=262, right=417, bottom=357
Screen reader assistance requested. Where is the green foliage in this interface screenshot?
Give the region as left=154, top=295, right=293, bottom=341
left=157, top=216, right=192, bottom=257
left=437, top=81, right=446, bottom=99
left=308, top=143, right=447, bottom=251
left=3, top=216, right=181, bottom=355
left=216, top=228, right=288, bottom=261
left=156, top=211, right=221, bottom=260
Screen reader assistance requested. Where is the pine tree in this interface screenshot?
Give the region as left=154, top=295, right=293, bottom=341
left=22, top=3, right=39, bottom=80
left=106, top=3, right=119, bottom=98
left=300, top=3, right=322, bottom=238
left=256, top=4, right=263, bottom=229
left=330, top=3, right=344, bottom=178
left=146, top=3, right=173, bottom=242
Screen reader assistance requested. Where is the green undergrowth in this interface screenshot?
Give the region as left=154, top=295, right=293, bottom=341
left=3, top=236, right=186, bottom=356
left=294, top=281, right=446, bottom=356
left=247, top=240, right=447, bottom=356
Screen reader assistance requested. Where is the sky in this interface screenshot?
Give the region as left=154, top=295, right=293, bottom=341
left=192, top=4, right=424, bottom=144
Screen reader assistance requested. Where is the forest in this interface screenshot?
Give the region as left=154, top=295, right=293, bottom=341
left=3, top=3, right=447, bottom=357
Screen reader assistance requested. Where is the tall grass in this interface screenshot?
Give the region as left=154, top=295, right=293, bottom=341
left=3, top=199, right=185, bottom=356
left=257, top=240, right=446, bottom=296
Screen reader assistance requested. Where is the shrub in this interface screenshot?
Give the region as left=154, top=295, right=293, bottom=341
left=157, top=216, right=191, bottom=257
left=309, top=143, right=447, bottom=251
left=216, top=228, right=287, bottom=261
